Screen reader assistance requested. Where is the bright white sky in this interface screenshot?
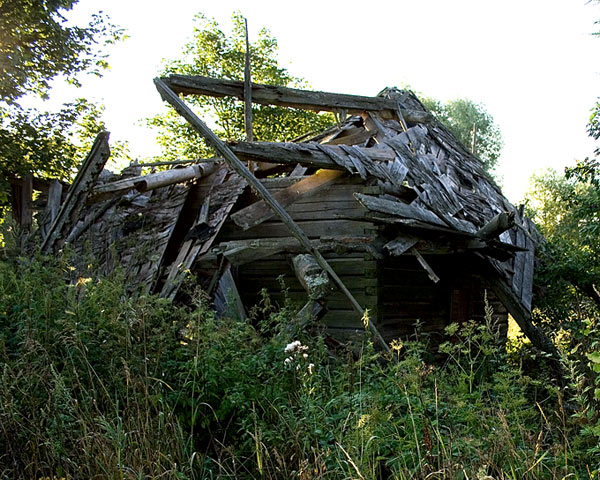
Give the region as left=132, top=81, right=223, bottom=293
left=42, top=0, right=599, bottom=203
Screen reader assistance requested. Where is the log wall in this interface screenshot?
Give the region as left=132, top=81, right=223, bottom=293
left=210, top=175, right=508, bottom=345
left=215, top=174, right=379, bottom=338
left=379, top=255, right=508, bottom=345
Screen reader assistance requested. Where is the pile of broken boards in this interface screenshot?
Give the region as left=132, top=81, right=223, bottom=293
left=31, top=79, right=541, bottom=347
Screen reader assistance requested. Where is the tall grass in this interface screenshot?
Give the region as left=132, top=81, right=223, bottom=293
left=0, top=254, right=598, bottom=478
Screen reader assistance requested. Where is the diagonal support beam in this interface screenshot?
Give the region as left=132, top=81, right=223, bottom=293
left=154, top=77, right=390, bottom=352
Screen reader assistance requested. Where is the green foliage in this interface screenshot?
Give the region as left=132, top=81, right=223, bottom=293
left=0, top=100, right=130, bottom=206
left=148, top=12, right=334, bottom=160
left=423, top=97, right=503, bottom=174
left=0, top=0, right=124, bottom=103
left=0, top=1, right=127, bottom=210
left=1, top=255, right=597, bottom=478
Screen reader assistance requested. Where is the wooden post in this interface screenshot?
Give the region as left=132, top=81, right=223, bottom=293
left=20, top=175, right=33, bottom=229
left=41, top=180, right=63, bottom=240
left=154, top=77, right=390, bottom=352
left=244, top=17, right=253, bottom=143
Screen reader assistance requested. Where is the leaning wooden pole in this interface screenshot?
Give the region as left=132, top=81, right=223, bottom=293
left=154, top=77, right=390, bottom=352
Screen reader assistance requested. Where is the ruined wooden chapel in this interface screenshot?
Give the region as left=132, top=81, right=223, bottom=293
left=16, top=74, right=549, bottom=353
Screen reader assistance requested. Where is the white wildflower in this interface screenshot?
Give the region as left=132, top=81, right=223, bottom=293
left=302, top=353, right=308, bottom=359
left=284, top=357, right=293, bottom=365
left=307, top=363, right=315, bottom=375
left=284, top=340, right=301, bottom=353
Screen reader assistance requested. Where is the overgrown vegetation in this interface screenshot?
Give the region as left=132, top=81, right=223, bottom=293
left=1, top=253, right=599, bottom=479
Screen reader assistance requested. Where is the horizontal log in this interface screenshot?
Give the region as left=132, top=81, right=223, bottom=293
left=135, top=163, right=217, bottom=192
left=239, top=275, right=377, bottom=291
left=137, top=158, right=219, bottom=167
left=229, top=140, right=395, bottom=171
left=240, top=258, right=374, bottom=276
left=89, top=163, right=217, bottom=203
left=162, top=74, right=433, bottom=123
left=476, top=211, right=515, bottom=240
left=219, top=218, right=373, bottom=240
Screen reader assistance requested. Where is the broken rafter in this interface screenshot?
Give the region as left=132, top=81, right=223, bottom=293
left=154, top=77, right=390, bottom=352
left=231, top=169, right=344, bottom=230
left=42, top=132, right=111, bottom=253
left=162, top=74, right=433, bottom=123
left=476, top=211, right=515, bottom=240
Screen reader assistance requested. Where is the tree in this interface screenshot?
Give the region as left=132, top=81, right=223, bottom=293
left=148, top=12, right=334, bottom=161
left=0, top=1, right=126, bottom=209
left=422, top=97, right=503, bottom=174
left=0, top=0, right=123, bottom=103
left=525, top=170, right=600, bottom=316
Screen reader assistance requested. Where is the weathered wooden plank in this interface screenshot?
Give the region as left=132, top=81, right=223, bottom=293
left=155, top=77, right=390, bottom=351
left=215, top=264, right=246, bottom=320
left=163, top=74, right=433, bottom=123
left=410, top=248, right=440, bottom=283
left=161, top=171, right=245, bottom=299
left=289, top=164, right=307, bottom=177
left=520, top=236, right=535, bottom=311
left=354, top=193, right=447, bottom=227
left=323, top=127, right=373, bottom=146
left=42, top=132, right=111, bottom=253
left=384, top=234, right=419, bottom=256
left=209, top=236, right=373, bottom=266
left=482, top=258, right=563, bottom=383
left=231, top=169, right=344, bottom=230
left=511, top=228, right=525, bottom=299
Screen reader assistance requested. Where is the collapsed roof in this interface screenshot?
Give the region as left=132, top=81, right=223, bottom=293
left=29, top=74, right=553, bottom=357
